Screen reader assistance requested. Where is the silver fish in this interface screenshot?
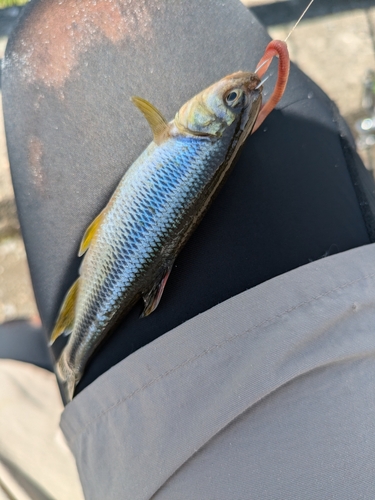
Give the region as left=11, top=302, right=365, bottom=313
left=52, top=71, right=263, bottom=401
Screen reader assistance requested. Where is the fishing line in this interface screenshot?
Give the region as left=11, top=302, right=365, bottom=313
left=284, top=0, right=315, bottom=42
left=254, top=0, right=315, bottom=75
left=255, top=73, right=272, bottom=89
left=255, top=58, right=270, bottom=75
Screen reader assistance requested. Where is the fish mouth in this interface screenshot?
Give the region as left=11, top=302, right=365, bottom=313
left=239, top=90, right=263, bottom=141
left=245, top=87, right=262, bottom=107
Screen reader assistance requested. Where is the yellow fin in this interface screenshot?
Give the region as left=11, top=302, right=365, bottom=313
left=131, top=96, right=169, bottom=145
left=78, top=210, right=105, bottom=257
left=49, top=278, right=80, bottom=345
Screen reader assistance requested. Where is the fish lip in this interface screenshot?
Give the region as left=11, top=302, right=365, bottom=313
left=244, top=88, right=262, bottom=114
left=240, top=90, right=262, bottom=137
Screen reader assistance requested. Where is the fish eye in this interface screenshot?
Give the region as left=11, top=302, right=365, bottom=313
left=225, top=89, right=243, bottom=107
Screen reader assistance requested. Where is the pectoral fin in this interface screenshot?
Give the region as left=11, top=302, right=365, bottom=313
left=49, top=278, right=80, bottom=345
left=131, top=96, right=169, bottom=145
left=78, top=210, right=105, bottom=257
left=141, top=263, right=174, bottom=317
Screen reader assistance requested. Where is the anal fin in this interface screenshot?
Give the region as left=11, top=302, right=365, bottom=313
left=78, top=210, right=105, bottom=257
left=141, top=262, right=174, bottom=318
left=49, top=278, right=80, bottom=345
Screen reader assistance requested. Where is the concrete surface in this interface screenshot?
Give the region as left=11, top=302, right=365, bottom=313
left=0, top=1, right=374, bottom=329
left=268, top=8, right=375, bottom=117
left=0, top=35, right=38, bottom=326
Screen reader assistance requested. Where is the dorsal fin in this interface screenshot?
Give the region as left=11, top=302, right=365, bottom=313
left=78, top=210, right=105, bottom=257
left=49, top=278, right=80, bottom=345
left=131, top=96, right=169, bottom=145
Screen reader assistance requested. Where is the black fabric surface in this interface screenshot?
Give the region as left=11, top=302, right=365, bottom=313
left=2, top=0, right=374, bottom=400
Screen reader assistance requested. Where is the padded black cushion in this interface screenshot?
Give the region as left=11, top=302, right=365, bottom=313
left=3, top=0, right=373, bottom=398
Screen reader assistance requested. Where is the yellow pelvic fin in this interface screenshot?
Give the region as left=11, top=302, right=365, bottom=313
left=49, top=278, right=80, bottom=345
left=131, top=96, right=169, bottom=145
left=78, top=210, right=105, bottom=257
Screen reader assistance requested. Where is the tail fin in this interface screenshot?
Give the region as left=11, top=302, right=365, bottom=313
left=56, top=349, right=77, bottom=402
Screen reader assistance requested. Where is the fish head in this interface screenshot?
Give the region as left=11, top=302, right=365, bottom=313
left=175, top=71, right=262, bottom=138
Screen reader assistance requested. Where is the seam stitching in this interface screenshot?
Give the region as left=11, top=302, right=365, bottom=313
left=69, top=270, right=375, bottom=438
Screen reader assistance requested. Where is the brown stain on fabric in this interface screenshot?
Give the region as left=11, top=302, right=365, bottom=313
left=10, top=0, right=158, bottom=88
left=28, top=136, right=45, bottom=193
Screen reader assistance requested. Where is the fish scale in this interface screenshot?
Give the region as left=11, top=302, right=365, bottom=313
left=52, top=71, right=264, bottom=400
left=63, top=135, right=229, bottom=377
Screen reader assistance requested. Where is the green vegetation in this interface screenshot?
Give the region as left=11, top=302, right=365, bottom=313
left=0, top=0, right=29, bottom=8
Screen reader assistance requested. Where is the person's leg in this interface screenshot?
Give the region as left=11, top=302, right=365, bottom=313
left=3, top=0, right=374, bottom=399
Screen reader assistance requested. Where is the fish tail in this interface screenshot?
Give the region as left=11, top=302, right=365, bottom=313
left=56, top=349, right=77, bottom=402
left=49, top=278, right=80, bottom=346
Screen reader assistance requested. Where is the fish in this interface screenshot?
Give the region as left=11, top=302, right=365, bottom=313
left=51, top=40, right=290, bottom=401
